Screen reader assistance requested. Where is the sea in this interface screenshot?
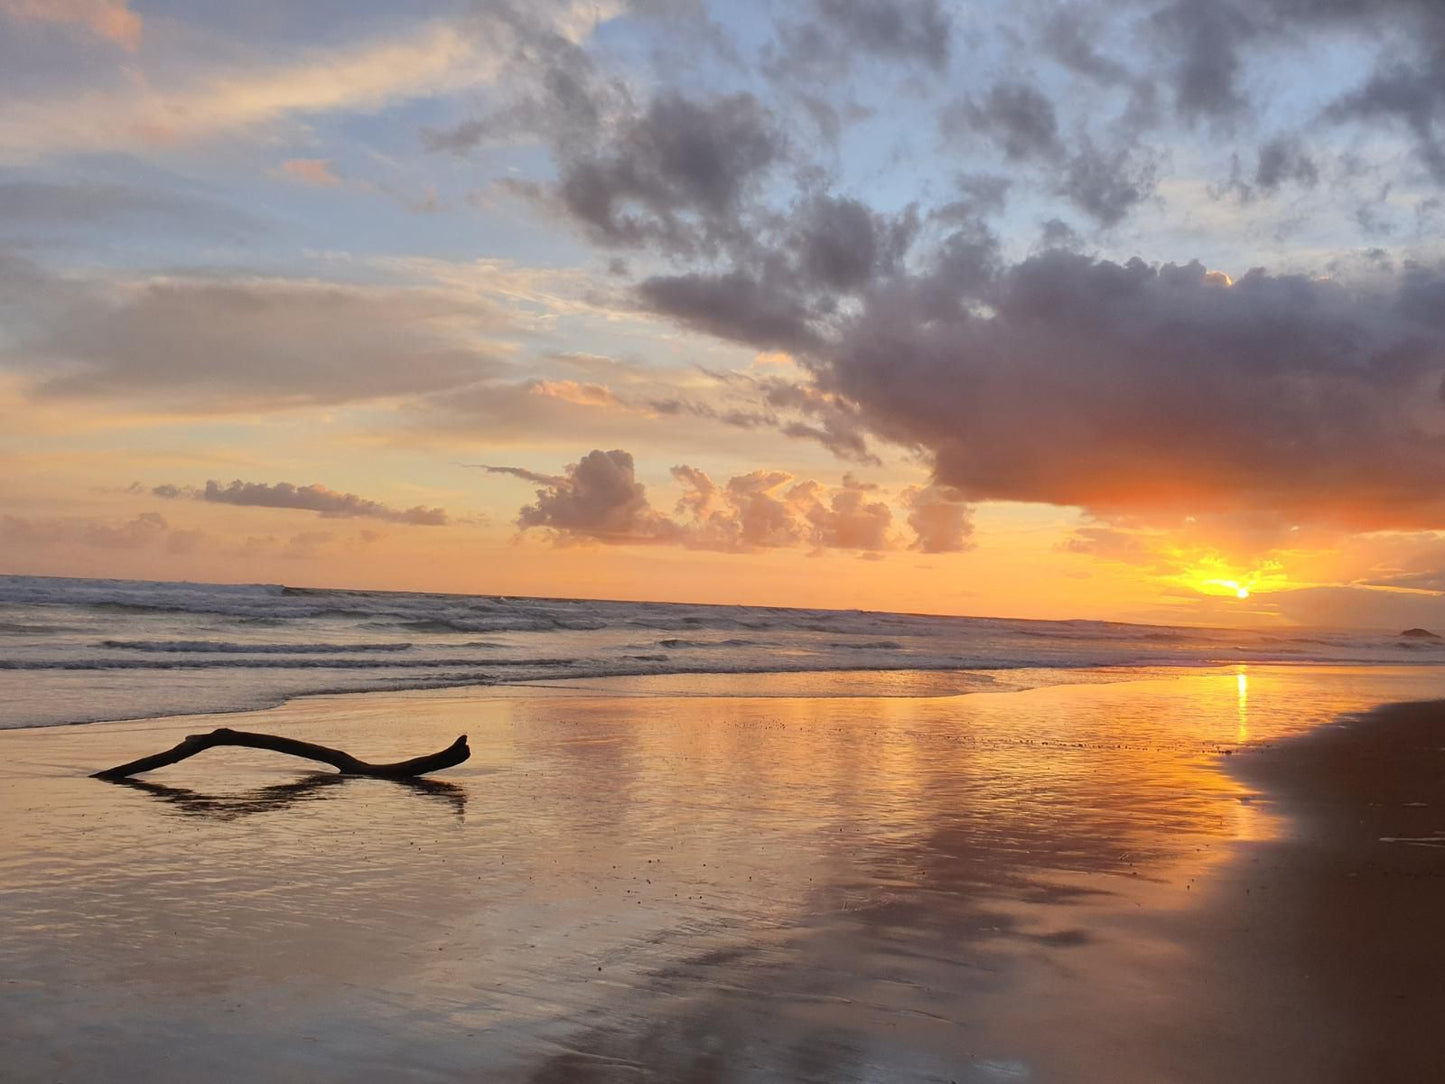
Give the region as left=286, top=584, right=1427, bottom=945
left=1, top=574, right=1441, bottom=730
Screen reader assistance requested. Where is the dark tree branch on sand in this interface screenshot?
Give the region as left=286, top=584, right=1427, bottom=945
left=92, top=727, right=470, bottom=781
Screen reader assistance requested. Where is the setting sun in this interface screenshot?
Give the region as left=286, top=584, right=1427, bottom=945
left=1171, top=552, right=1286, bottom=603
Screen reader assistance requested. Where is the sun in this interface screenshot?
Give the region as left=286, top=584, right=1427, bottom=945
left=1177, top=555, right=1286, bottom=601
left=1212, top=578, right=1251, bottom=599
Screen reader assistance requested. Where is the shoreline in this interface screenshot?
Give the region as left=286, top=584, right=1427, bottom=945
left=7, top=657, right=1445, bottom=735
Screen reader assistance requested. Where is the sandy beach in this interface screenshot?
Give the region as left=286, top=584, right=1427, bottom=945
left=2, top=665, right=1443, bottom=1082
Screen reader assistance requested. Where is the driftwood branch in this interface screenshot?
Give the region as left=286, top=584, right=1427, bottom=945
left=92, top=727, right=469, bottom=781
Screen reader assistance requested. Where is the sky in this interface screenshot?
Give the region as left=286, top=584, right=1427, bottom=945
left=4, top=0, right=1445, bottom=628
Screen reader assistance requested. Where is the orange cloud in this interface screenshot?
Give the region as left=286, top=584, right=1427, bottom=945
left=529, top=380, right=620, bottom=407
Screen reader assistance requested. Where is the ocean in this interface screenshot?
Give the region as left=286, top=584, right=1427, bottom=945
left=1, top=574, right=1440, bottom=730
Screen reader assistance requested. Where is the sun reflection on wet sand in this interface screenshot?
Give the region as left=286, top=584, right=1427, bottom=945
left=1237, top=667, right=1250, bottom=743
left=1, top=664, right=1443, bottom=1081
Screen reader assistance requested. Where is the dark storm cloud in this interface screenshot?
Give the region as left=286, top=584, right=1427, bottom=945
left=792, top=194, right=916, bottom=292
left=153, top=480, right=449, bottom=525
left=636, top=271, right=820, bottom=352
left=822, top=252, right=1445, bottom=530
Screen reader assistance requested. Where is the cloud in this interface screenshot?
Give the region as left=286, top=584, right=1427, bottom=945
left=673, top=466, right=892, bottom=553
left=901, top=484, right=974, bottom=553
left=937, top=174, right=1012, bottom=221
left=529, top=379, right=621, bottom=408
left=415, top=358, right=862, bottom=462
left=280, top=158, right=341, bottom=186
left=393, top=8, right=1445, bottom=538
left=942, top=82, right=1157, bottom=226
left=1267, top=584, right=1445, bottom=632
left=1041, top=7, right=1134, bottom=87
left=769, top=0, right=953, bottom=80
left=153, top=480, right=448, bottom=525
left=799, top=474, right=893, bottom=551
left=1148, top=0, right=1260, bottom=122
left=1057, top=139, right=1159, bottom=227
left=551, top=91, right=783, bottom=256
left=673, top=466, right=811, bottom=551
left=758, top=377, right=880, bottom=464
left=637, top=271, right=821, bottom=352
left=4, top=260, right=508, bottom=410
left=791, top=194, right=916, bottom=292
left=510, top=449, right=683, bottom=544
left=956, top=83, right=1062, bottom=163
left=0, top=0, right=141, bottom=49
left=1254, top=137, right=1319, bottom=192
left=1328, top=59, right=1445, bottom=182
left=633, top=240, right=1445, bottom=533
left=0, top=6, right=615, bottom=162
left=490, top=449, right=922, bottom=553
left=0, top=511, right=199, bottom=553
left=826, top=252, right=1445, bottom=530
left=482, top=465, right=565, bottom=486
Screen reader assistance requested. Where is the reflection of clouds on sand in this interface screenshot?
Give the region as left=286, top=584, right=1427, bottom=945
left=513, top=675, right=1282, bottom=1082
left=4, top=666, right=1445, bottom=1081
left=108, top=772, right=468, bottom=821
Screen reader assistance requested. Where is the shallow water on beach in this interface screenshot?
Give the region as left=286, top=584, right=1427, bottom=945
left=7, top=573, right=1444, bottom=730
left=2, top=665, right=1444, bottom=1082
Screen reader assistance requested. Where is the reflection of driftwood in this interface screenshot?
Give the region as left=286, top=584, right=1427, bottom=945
left=92, top=727, right=469, bottom=781
left=113, top=773, right=468, bottom=819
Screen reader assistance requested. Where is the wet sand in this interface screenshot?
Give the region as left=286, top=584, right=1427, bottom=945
left=1178, top=699, right=1445, bottom=1082
left=1, top=666, right=1443, bottom=1081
